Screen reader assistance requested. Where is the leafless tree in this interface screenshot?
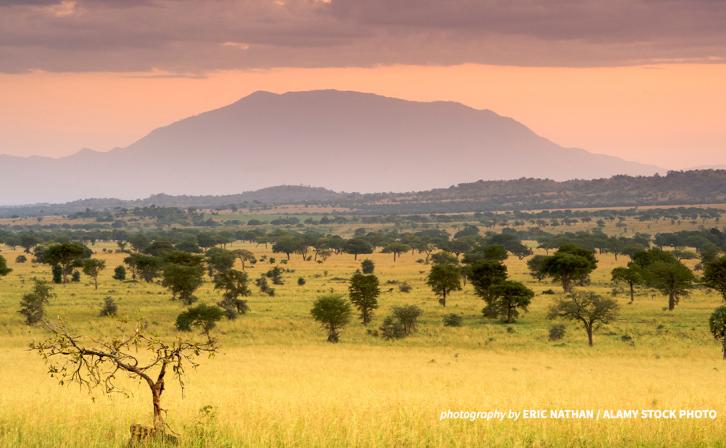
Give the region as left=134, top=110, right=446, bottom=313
left=30, top=320, right=217, bottom=433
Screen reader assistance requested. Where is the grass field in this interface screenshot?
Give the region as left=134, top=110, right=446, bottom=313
left=1, top=241, right=726, bottom=447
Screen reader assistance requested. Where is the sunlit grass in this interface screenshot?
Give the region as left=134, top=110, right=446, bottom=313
left=1, top=240, right=726, bottom=447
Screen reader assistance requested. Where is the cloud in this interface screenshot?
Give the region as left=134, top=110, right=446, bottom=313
left=1, top=0, right=725, bottom=72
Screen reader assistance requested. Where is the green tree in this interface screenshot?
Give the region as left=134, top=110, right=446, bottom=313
left=214, top=269, right=251, bottom=318
left=646, top=261, right=695, bottom=311
left=382, top=242, right=410, bottom=262
left=310, top=294, right=352, bottom=343
left=82, top=258, right=106, bottom=290
left=611, top=266, right=643, bottom=303
left=704, top=256, right=726, bottom=301
left=547, top=292, right=619, bottom=347
left=175, top=304, right=224, bottom=337
left=709, top=306, right=726, bottom=359
left=536, top=245, right=597, bottom=293
left=124, top=253, right=163, bottom=282
left=19, top=279, right=54, bottom=325
left=468, top=260, right=508, bottom=302
left=205, top=248, right=236, bottom=277
left=483, top=280, right=534, bottom=323
left=162, top=255, right=205, bottom=305
left=426, top=263, right=461, bottom=307
left=348, top=271, right=380, bottom=325
left=42, top=242, right=89, bottom=284
left=344, top=238, right=374, bottom=260
left=0, top=254, right=11, bottom=278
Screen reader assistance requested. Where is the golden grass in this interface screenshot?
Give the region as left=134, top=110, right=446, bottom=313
left=1, top=241, right=726, bottom=447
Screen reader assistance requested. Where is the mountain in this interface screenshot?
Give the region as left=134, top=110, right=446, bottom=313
left=0, top=90, right=660, bottom=205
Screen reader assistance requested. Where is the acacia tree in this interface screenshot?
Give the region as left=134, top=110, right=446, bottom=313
left=704, top=257, right=726, bottom=301
left=483, top=280, right=534, bottom=323
left=547, top=292, right=619, bottom=346
left=611, top=266, right=642, bottom=304
left=426, top=263, right=461, bottom=307
left=382, top=242, right=411, bottom=262
left=82, top=258, right=106, bottom=290
left=348, top=271, right=380, bottom=325
left=161, top=252, right=205, bottom=305
left=234, top=249, right=257, bottom=270
left=646, top=261, right=695, bottom=311
left=532, top=244, right=597, bottom=293
left=42, top=242, right=89, bottom=284
left=30, top=320, right=217, bottom=433
left=709, top=306, right=726, bottom=359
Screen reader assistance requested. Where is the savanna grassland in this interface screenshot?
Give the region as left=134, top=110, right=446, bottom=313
left=2, top=229, right=726, bottom=448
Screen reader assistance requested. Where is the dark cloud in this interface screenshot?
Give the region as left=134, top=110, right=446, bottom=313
left=1, top=0, right=725, bottom=73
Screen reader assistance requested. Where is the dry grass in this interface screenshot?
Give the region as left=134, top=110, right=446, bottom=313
left=1, top=240, right=725, bottom=447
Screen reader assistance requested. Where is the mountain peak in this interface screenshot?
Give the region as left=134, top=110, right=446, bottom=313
left=0, top=90, right=659, bottom=204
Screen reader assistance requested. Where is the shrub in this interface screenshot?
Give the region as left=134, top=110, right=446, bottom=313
left=15, top=255, right=27, bottom=264
left=19, top=279, right=54, bottom=325
left=99, top=296, right=118, bottom=317
left=399, top=282, right=412, bottom=293
left=442, top=313, right=463, bottom=327
left=71, top=270, right=81, bottom=282
left=548, top=324, right=567, bottom=341
left=113, top=265, right=126, bottom=281
left=297, top=277, right=306, bottom=286
left=310, top=294, right=352, bottom=343
left=380, top=316, right=407, bottom=340
left=361, top=259, right=375, bottom=274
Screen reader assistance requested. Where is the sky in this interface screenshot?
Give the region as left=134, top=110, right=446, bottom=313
left=1, top=0, right=725, bottom=169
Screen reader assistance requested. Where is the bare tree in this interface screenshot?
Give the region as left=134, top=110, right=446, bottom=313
left=30, top=320, right=217, bottom=437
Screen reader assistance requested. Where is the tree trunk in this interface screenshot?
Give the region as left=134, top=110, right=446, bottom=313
left=151, top=383, right=164, bottom=430
left=440, top=290, right=447, bottom=307
left=586, top=326, right=593, bottom=347
left=668, top=292, right=676, bottom=311
left=629, top=283, right=634, bottom=304
left=94, top=277, right=98, bottom=290
left=722, top=337, right=726, bottom=360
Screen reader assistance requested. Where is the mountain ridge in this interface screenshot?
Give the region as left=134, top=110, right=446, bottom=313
left=0, top=89, right=660, bottom=204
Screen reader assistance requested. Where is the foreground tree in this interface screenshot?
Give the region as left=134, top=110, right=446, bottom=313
left=468, top=260, right=508, bottom=302
left=709, top=306, right=726, bottom=359
left=30, top=320, right=217, bottom=435
left=704, top=257, right=726, bottom=301
left=348, top=271, right=380, bottom=325
left=426, top=263, right=461, bottom=307
left=82, top=258, right=106, bottom=290
left=547, top=292, right=619, bottom=347
left=19, top=279, right=54, bottom=325
left=310, top=294, right=352, bottom=343
left=483, top=280, right=534, bottom=323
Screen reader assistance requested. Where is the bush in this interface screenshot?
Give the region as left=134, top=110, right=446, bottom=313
left=380, top=305, right=423, bottom=339
left=99, top=296, right=118, bottom=317
left=442, top=313, right=463, bottom=327
left=19, top=280, right=54, bottom=325
left=15, top=255, right=27, bottom=264
left=361, top=259, right=375, bottom=274
left=71, top=270, right=81, bottom=283
left=399, top=282, right=412, bottom=293
left=380, top=316, right=407, bottom=340
left=297, top=277, right=306, bottom=286
left=113, top=265, right=126, bottom=281
left=548, top=324, right=566, bottom=341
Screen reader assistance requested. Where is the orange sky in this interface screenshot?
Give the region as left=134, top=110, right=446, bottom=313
left=1, top=63, right=725, bottom=169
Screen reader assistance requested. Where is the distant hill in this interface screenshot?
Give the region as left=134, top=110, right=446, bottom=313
left=0, top=90, right=659, bottom=205
left=2, top=170, right=725, bottom=217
